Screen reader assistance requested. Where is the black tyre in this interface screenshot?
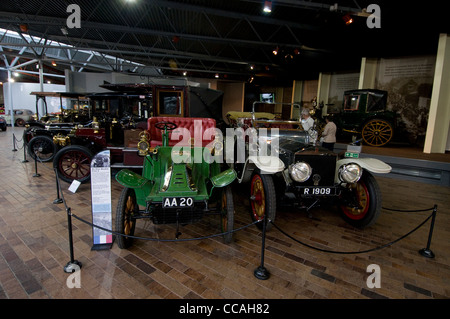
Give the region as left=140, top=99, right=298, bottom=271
left=220, top=185, right=235, bottom=244
left=115, top=188, right=137, bottom=249
left=249, top=170, right=276, bottom=230
left=15, top=118, right=25, bottom=127
left=339, top=171, right=382, bottom=228
left=28, top=135, right=57, bottom=162
left=53, top=145, right=93, bottom=184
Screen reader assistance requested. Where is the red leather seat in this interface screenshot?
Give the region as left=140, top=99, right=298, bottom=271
left=147, top=117, right=217, bottom=147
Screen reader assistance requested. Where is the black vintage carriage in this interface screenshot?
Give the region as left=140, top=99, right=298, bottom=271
left=335, top=89, right=397, bottom=147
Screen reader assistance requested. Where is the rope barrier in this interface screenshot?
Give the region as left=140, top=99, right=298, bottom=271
left=270, top=209, right=434, bottom=255
left=70, top=211, right=261, bottom=242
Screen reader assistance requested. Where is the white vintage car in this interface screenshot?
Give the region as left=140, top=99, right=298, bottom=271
left=4, top=109, right=35, bottom=126
left=227, top=102, right=392, bottom=229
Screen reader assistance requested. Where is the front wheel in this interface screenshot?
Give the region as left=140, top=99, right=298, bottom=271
left=53, top=145, right=93, bottom=184
left=220, top=185, right=235, bottom=244
left=339, top=171, right=382, bottom=228
left=116, top=188, right=137, bottom=249
left=249, top=171, right=276, bottom=230
left=28, top=135, right=57, bottom=162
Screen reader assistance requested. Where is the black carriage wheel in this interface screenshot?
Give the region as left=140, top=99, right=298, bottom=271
left=115, top=188, right=137, bottom=249
left=27, top=135, right=57, bottom=162
left=221, top=185, right=235, bottom=244
left=249, top=171, right=276, bottom=230
left=361, top=119, right=393, bottom=147
left=339, top=171, right=382, bottom=228
left=53, top=145, right=93, bottom=184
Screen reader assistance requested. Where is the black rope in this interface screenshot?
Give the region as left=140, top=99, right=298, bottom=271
left=270, top=209, right=435, bottom=255
left=382, top=206, right=434, bottom=213
left=70, top=211, right=261, bottom=242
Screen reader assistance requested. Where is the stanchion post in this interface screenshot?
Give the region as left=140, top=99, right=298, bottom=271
left=254, top=214, right=270, bottom=280
left=12, top=133, right=17, bottom=152
left=53, top=169, right=63, bottom=204
left=32, top=150, right=41, bottom=177
left=64, top=207, right=82, bottom=273
left=22, top=139, right=28, bottom=163
left=419, top=205, right=437, bottom=258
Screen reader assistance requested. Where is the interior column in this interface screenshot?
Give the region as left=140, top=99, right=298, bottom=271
left=424, top=33, right=450, bottom=154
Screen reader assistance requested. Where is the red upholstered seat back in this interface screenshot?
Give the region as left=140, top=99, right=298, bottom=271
left=147, top=117, right=217, bottom=147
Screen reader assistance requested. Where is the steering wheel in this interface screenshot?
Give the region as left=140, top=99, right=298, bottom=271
left=155, top=121, right=178, bottom=131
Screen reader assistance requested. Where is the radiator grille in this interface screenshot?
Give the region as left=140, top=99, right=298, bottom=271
left=294, top=153, right=337, bottom=186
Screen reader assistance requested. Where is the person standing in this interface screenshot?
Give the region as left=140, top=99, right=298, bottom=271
left=321, top=115, right=337, bottom=151
left=300, top=108, right=317, bottom=144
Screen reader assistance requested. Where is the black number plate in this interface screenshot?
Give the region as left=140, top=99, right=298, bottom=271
left=163, top=197, right=194, bottom=208
left=301, top=187, right=336, bottom=196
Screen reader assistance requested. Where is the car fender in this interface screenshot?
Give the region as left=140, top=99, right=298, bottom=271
left=337, top=158, right=392, bottom=175
left=210, top=168, right=237, bottom=188
left=115, top=169, right=151, bottom=189
left=248, top=155, right=285, bottom=174
left=238, top=155, right=285, bottom=183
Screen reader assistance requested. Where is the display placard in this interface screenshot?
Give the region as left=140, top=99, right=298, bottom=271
left=90, top=150, right=113, bottom=250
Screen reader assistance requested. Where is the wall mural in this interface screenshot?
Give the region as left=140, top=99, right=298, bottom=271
left=375, top=56, right=436, bottom=145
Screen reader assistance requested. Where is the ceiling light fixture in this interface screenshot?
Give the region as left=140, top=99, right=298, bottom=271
left=343, top=14, right=353, bottom=25
left=272, top=47, right=279, bottom=55
left=263, top=1, right=272, bottom=13
left=215, top=73, right=219, bottom=78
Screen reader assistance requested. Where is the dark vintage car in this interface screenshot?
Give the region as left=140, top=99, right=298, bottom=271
left=228, top=102, right=392, bottom=229
left=51, top=84, right=224, bottom=184
left=0, top=116, right=6, bottom=131
left=334, top=89, right=397, bottom=147
left=23, top=92, right=93, bottom=162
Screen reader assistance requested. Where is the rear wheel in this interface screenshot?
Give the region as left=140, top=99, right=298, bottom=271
left=220, top=185, right=235, bottom=243
left=28, top=135, right=57, bottom=162
left=15, top=118, right=25, bottom=127
left=116, top=188, right=137, bottom=249
left=362, top=119, right=393, bottom=147
left=339, top=171, right=382, bottom=228
left=53, top=145, right=93, bottom=183
left=249, top=171, right=276, bottom=230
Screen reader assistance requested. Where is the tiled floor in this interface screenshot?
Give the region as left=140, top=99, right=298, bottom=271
left=1, top=126, right=449, bottom=300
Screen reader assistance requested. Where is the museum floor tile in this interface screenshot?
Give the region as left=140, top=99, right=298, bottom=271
left=1, top=127, right=449, bottom=300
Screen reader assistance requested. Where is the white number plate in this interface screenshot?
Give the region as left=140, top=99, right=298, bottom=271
left=302, top=187, right=336, bottom=196
left=163, top=197, right=194, bottom=208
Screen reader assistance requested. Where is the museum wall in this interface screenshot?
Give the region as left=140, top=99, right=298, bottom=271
left=374, top=55, right=436, bottom=145
left=3, top=82, right=66, bottom=114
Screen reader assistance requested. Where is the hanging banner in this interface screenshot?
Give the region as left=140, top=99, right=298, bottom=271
left=90, top=150, right=113, bottom=250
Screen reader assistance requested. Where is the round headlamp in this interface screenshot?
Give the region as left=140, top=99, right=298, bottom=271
left=289, top=162, right=312, bottom=182
left=137, top=140, right=150, bottom=156
left=339, top=163, right=362, bottom=183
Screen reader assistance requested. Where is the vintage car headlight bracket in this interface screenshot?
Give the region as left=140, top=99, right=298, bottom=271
left=339, top=163, right=363, bottom=183
left=289, top=162, right=312, bottom=182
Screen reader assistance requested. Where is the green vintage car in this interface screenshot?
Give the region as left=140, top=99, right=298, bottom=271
left=114, top=117, right=237, bottom=248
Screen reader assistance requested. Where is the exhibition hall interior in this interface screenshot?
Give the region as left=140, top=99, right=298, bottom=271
left=0, top=0, right=449, bottom=305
